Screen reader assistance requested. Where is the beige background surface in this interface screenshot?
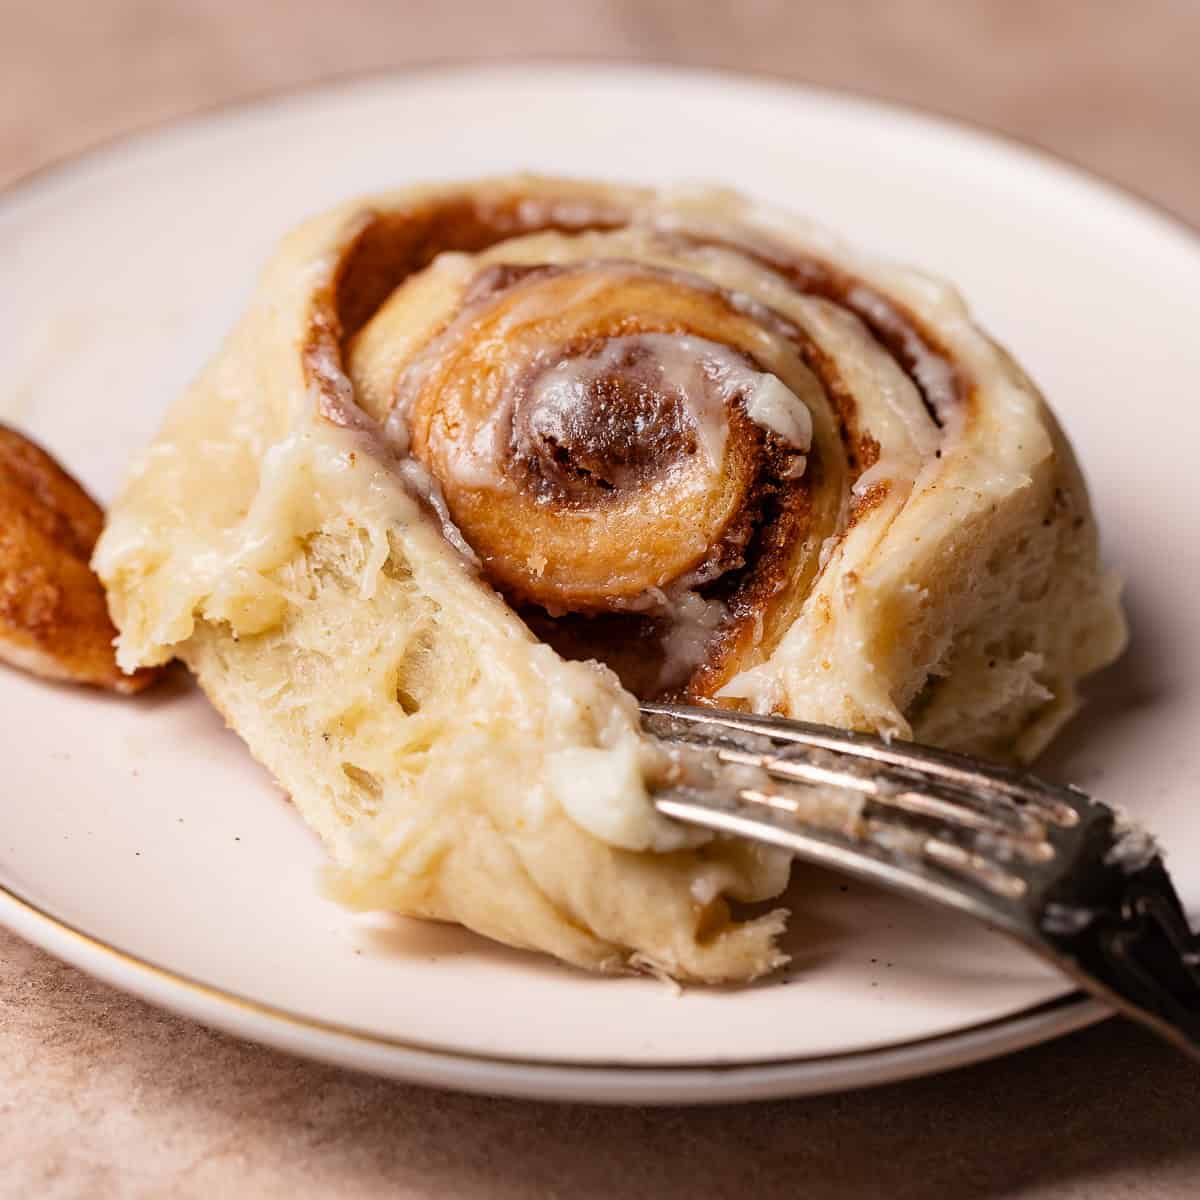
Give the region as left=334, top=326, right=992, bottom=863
left=4, top=2, right=1199, bottom=1196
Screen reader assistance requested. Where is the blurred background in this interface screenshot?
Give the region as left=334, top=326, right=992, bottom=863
left=4, top=0, right=1199, bottom=223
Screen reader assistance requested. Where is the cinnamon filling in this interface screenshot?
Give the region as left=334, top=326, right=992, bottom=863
left=512, top=337, right=697, bottom=500
left=309, top=187, right=969, bottom=701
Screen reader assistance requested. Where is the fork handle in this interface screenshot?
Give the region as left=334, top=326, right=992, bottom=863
left=1039, top=858, right=1200, bottom=1060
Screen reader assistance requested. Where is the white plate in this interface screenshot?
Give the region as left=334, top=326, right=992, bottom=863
left=2, top=64, right=1198, bottom=1105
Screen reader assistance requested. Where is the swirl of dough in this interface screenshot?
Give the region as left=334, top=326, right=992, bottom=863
left=338, top=186, right=970, bottom=707
left=355, top=257, right=820, bottom=618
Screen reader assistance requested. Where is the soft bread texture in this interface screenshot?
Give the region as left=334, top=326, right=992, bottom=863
left=95, top=177, right=1125, bottom=981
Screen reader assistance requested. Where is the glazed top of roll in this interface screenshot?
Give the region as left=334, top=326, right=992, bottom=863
left=308, top=179, right=985, bottom=712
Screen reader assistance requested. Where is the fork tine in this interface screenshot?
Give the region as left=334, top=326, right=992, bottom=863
left=640, top=701, right=1084, bottom=828
left=712, top=743, right=1051, bottom=842
left=644, top=702, right=1071, bottom=870
left=651, top=786, right=1033, bottom=916
left=644, top=700, right=1090, bottom=902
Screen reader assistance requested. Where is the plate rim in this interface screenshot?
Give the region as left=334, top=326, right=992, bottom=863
left=6, top=59, right=1197, bottom=1102
left=0, top=878, right=1109, bottom=1103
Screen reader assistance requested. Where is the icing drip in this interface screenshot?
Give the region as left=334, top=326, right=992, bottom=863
left=742, top=372, right=813, bottom=451
left=527, top=333, right=812, bottom=477
left=656, top=590, right=730, bottom=690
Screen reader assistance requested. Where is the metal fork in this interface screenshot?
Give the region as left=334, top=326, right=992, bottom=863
left=641, top=702, right=1200, bottom=1061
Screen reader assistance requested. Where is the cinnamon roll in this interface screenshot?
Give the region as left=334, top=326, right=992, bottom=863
left=95, top=177, right=1126, bottom=981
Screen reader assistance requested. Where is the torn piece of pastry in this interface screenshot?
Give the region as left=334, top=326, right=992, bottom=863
left=94, top=177, right=1126, bottom=980
left=0, top=424, right=158, bottom=694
